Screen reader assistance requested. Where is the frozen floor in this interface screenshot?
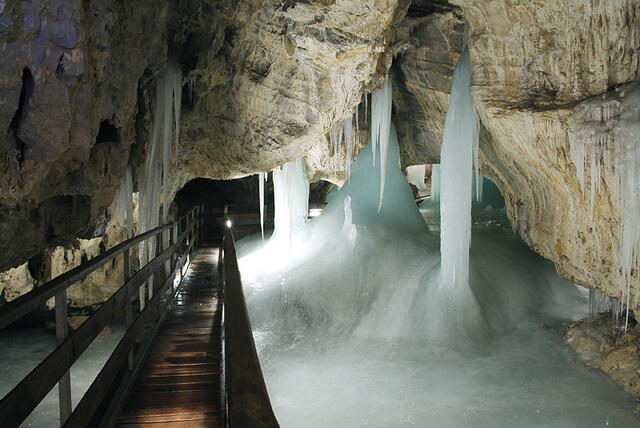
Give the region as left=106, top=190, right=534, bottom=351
left=0, top=323, right=124, bottom=427
left=240, top=225, right=640, bottom=428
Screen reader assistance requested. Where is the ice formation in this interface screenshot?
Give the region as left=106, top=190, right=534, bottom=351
left=371, top=79, right=392, bottom=211
left=271, top=159, right=309, bottom=250
left=236, top=119, right=637, bottom=427
left=438, top=48, right=479, bottom=290
left=233, top=64, right=640, bottom=426
left=571, top=82, right=640, bottom=329
left=137, top=63, right=182, bottom=303
left=406, top=165, right=427, bottom=193
left=343, top=116, right=354, bottom=182
left=431, top=164, right=440, bottom=202
left=259, top=172, right=267, bottom=240
left=111, top=166, right=134, bottom=238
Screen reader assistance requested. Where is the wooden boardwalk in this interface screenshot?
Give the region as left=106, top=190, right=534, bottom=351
left=117, top=246, right=223, bottom=427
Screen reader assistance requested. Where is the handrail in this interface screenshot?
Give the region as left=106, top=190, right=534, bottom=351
left=0, top=205, right=204, bottom=427
left=221, top=228, right=279, bottom=428
left=0, top=222, right=174, bottom=330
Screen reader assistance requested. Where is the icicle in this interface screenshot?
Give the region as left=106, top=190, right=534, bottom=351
left=588, top=144, right=600, bottom=220
left=112, top=166, right=134, bottom=238
left=473, top=174, right=484, bottom=203
left=364, top=92, right=368, bottom=125
left=139, top=63, right=182, bottom=268
left=259, top=172, right=267, bottom=240
left=371, top=79, right=392, bottom=212
left=343, top=116, right=354, bottom=182
left=439, top=48, right=479, bottom=289
left=173, top=69, right=182, bottom=170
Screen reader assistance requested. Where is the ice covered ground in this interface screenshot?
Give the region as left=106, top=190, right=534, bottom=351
left=0, top=324, right=124, bottom=427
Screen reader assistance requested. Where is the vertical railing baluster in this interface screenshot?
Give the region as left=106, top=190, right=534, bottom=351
left=55, top=290, right=72, bottom=425
left=123, top=248, right=134, bottom=370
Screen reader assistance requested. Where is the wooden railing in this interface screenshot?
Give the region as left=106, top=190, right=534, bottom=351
left=221, top=228, right=279, bottom=428
left=0, top=205, right=204, bottom=427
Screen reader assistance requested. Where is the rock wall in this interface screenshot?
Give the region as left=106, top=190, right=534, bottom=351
left=464, top=0, right=640, bottom=302
left=0, top=0, right=169, bottom=271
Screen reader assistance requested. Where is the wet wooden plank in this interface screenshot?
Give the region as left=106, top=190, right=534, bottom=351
left=117, top=246, right=222, bottom=427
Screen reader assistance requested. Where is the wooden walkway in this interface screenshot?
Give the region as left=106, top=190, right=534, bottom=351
left=117, top=246, right=222, bottom=427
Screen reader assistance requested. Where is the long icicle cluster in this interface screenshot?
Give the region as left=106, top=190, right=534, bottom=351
left=570, top=85, right=640, bottom=330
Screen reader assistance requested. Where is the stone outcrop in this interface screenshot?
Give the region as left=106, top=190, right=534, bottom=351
left=566, top=314, right=640, bottom=398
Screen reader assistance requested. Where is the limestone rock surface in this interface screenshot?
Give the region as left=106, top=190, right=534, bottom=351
left=567, top=314, right=640, bottom=398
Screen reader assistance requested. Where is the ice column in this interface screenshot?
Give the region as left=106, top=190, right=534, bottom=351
left=431, top=164, right=440, bottom=203
left=272, top=159, right=310, bottom=249
left=439, top=48, right=479, bottom=289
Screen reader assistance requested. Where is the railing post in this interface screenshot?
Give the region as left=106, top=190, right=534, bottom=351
left=124, top=248, right=134, bottom=371
left=55, top=290, right=72, bottom=425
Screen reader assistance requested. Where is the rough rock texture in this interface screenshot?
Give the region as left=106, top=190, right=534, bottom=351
left=392, top=3, right=464, bottom=166
left=0, top=263, right=35, bottom=302
left=0, top=0, right=169, bottom=271
left=566, top=314, right=640, bottom=398
left=177, top=0, right=408, bottom=185
left=463, top=0, right=640, bottom=302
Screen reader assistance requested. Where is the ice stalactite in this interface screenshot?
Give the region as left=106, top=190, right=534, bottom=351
left=173, top=69, right=183, bottom=170
left=439, top=48, right=479, bottom=290
left=371, top=79, right=392, bottom=212
left=571, top=83, right=640, bottom=329
left=138, top=63, right=182, bottom=304
left=272, top=159, right=310, bottom=251
left=618, top=87, right=640, bottom=330
left=473, top=174, right=484, bottom=204
left=259, top=172, right=267, bottom=240
left=589, top=288, right=619, bottom=317
left=344, top=116, right=354, bottom=182
left=112, top=166, right=134, bottom=238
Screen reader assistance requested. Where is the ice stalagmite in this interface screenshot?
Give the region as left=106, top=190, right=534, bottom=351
left=371, top=79, right=392, bottom=211
left=259, top=172, right=267, bottom=240
left=439, top=48, right=479, bottom=290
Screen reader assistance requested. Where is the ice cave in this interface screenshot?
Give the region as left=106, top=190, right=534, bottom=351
left=0, top=1, right=639, bottom=427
